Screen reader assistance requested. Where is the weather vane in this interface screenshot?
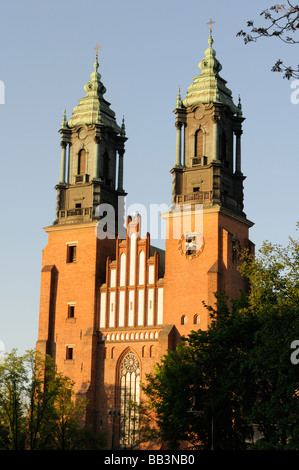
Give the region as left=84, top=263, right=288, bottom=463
left=207, top=18, right=215, bottom=34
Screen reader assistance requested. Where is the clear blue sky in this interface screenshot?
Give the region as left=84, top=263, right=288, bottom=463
left=0, top=0, right=298, bottom=355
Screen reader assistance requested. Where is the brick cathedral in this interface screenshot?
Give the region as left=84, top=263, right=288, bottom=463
left=36, top=31, right=253, bottom=449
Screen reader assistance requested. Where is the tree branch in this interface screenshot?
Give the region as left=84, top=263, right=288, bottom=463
left=237, top=2, right=299, bottom=78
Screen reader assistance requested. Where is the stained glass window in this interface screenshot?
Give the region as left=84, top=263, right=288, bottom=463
left=119, top=352, right=140, bottom=448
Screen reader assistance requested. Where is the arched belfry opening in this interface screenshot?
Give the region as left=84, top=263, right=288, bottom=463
left=194, top=128, right=204, bottom=157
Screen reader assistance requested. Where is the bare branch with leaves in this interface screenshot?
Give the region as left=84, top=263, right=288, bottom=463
left=237, top=2, right=299, bottom=78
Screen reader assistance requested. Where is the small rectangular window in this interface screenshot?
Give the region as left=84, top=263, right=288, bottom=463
left=68, top=305, right=75, bottom=318
left=66, top=346, right=73, bottom=360
left=67, top=245, right=77, bottom=263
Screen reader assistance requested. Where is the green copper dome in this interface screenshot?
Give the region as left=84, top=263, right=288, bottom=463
left=183, top=34, right=238, bottom=114
left=67, top=55, right=121, bottom=133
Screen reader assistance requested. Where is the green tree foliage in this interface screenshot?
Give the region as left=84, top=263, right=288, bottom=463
left=238, top=231, right=299, bottom=448
left=0, top=350, right=105, bottom=450
left=0, top=350, right=28, bottom=449
left=140, top=230, right=299, bottom=450
left=237, top=1, right=299, bottom=78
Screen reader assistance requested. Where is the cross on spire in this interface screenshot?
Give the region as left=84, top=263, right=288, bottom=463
left=207, top=18, right=215, bottom=34
left=94, top=43, right=101, bottom=59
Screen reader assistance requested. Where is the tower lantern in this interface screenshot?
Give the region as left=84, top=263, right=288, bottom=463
left=54, top=48, right=127, bottom=229
left=172, top=30, right=246, bottom=215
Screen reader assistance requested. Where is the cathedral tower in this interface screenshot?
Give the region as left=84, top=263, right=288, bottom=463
left=36, top=49, right=127, bottom=429
left=162, top=31, right=253, bottom=335
left=55, top=48, right=127, bottom=229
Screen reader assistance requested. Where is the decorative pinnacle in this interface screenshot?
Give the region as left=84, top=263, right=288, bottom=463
left=120, top=116, right=126, bottom=136
left=61, top=108, right=67, bottom=128
left=237, top=95, right=243, bottom=117
left=176, top=86, right=182, bottom=109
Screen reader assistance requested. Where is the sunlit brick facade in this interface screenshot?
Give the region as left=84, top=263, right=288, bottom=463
left=36, top=33, right=254, bottom=449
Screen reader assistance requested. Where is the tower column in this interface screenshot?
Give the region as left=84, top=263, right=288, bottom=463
left=212, top=116, right=219, bottom=161
left=183, top=124, right=186, bottom=166
left=235, top=130, right=242, bottom=173
left=67, top=143, right=71, bottom=183
left=117, top=149, right=124, bottom=192
left=59, top=141, right=67, bottom=183
left=175, top=122, right=182, bottom=166
left=94, top=136, right=101, bottom=179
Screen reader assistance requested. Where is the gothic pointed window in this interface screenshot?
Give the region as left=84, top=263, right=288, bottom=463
left=78, top=149, right=86, bottom=175
left=119, top=351, right=140, bottom=448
